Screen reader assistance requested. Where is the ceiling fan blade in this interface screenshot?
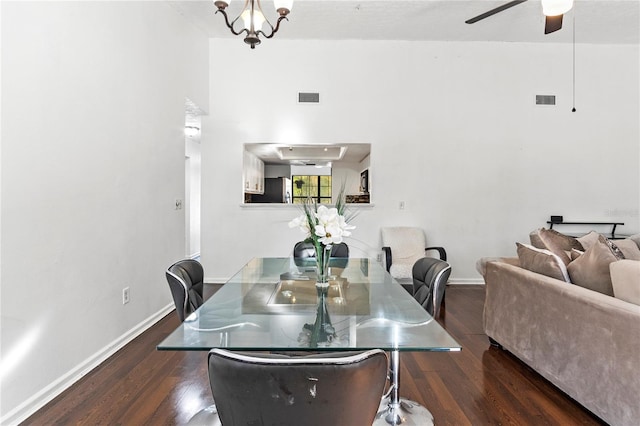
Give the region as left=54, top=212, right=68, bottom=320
left=544, top=14, right=564, bottom=34
left=465, top=0, right=528, bottom=24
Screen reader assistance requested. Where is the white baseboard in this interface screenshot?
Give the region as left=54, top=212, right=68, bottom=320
left=0, top=303, right=174, bottom=426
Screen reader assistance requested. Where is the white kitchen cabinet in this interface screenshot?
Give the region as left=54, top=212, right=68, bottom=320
left=243, top=150, right=264, bottom=194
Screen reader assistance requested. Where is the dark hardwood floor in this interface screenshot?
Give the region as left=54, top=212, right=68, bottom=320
left=23, top=285, right=605, bottom=425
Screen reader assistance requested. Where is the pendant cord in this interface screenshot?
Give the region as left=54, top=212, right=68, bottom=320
left=572, top=13, right=576, bottom=112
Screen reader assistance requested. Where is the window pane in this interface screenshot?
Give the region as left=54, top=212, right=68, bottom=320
left=292, top=175, right=332, bottom=204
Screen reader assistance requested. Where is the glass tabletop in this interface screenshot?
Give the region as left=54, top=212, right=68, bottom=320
left=158, top=257, right=461, bottom=352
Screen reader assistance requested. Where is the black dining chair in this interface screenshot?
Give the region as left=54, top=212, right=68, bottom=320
left=199, top=349, right=388, bottom=426
left=412, top=257, right=451, bottom=318
left=293, top=241, right=350, bottom=258
left=165, top=259, right=204, bottom=322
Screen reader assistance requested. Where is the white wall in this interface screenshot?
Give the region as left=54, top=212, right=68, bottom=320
left=0, top=1, right=209, bottom=422
left=202, top=39, right=639, bottom=283
left=186, top=136, right=202, bottom=258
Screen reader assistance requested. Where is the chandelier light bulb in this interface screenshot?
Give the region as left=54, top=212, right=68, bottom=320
left=541, top=0, right=574, bottom=16
left=241, top=8, right=266, bottom=31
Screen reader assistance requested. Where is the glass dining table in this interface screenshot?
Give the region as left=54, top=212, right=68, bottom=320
left=158, top=257, right=461, bottom=425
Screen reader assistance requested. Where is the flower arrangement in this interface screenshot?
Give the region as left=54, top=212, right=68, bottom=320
left=289, top=186, right=356, bottom=347
left=288, top=187, right=355, bottom=284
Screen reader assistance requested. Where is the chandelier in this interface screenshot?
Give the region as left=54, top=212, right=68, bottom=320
left=214, top=0, right=293, bottom=49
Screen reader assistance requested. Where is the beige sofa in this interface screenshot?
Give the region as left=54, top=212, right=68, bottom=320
left=482, top=247, right=640, bottom=425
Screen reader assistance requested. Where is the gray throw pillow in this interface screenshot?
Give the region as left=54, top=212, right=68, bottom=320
left=613, top=239, right=640, bottom=261
left=567, top=235, right=625, bottom=296
left=516, top=243, right=571, bottom=283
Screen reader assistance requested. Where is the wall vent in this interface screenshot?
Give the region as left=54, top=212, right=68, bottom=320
left=536, top=95, right=556, bottom=105
left=298, top=92, right=320, bottom=103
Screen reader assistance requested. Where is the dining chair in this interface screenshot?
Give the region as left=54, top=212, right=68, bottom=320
left=381, top=226, right=447, bottom=294
left=165, top=259, right=204, bottom=322
left=412, top=257, right=451, bottom=318
left=201, top=349, right=388, bottom=426
left=293, top=240, right=350, bottom=258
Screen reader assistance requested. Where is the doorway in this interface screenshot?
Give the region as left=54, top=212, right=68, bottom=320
left=184, top=98, right=204, bottom=259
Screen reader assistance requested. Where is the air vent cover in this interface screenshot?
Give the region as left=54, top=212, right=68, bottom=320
left=298, top=92, right=320, bottom=103
left=536, top=95, right=556, bottom=105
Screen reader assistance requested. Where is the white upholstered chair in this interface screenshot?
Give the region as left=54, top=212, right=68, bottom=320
left=381, top=227, right=447, bottom=293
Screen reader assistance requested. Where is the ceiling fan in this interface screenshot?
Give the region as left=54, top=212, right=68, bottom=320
left=465, top=0, right=574, bottom=34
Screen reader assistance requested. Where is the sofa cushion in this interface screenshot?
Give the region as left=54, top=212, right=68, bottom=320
left=576, top=231, right=600, bottom=251
left=516, top=243, right=571, bottom=282
left=569, top=249, right=583, bottom=261
left=629, top=233, right=640, bottom=250
left=610, top=260, right=640, bottom=305
left=529, top=230, right=545, bottom=249
left=613, top=238, right=640, bottom=261
left=567, top=235, right=624, bottom=296
left=530, top=228, right=583, bottom=266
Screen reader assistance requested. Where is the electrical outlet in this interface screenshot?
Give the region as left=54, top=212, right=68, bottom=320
left=399, top=201, right=405, bottom=210
left=175, top=199, right=183, bottom=210
left=376, top=253, right=382, bottom=262
left=122, top=287, right=130, bottom=305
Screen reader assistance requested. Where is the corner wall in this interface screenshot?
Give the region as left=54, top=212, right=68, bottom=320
left=0, top=1, right=209, bottom=421
left=202, top=39, right=639, bottom=282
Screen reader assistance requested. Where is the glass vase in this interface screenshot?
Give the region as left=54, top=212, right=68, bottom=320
left=309, top=283, right=336, bottom=347
left=315, top=244, right=332, bottom=285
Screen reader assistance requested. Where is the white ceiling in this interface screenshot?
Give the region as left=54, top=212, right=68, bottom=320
left=168, top=0, right=639, bottom=45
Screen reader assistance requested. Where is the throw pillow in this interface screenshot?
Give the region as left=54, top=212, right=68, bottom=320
left=570, top=249, right=583, bottom=261
left=516, top=243, right=571, bottom=283
left=613, top=239, right=640, bottom=261
left=540, top=227, right=584, bottom=250
left=567, top=235, right=625, bottom=296
left=610, top=260, right=640, bottom=305
left=629, top=233, right=640, bottom=250
left=529, top=229, right=545, bottom=249
left=536, top=228, right=583, bottom=266
left=577, top=231, right=600, bottom=251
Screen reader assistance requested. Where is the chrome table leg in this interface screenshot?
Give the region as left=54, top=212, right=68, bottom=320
left=373, top=350, right=434, bottom=426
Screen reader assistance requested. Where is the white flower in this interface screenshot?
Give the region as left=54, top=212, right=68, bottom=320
left=288, top=214, right=311, bottom=235
left=288, top=191, right=356, bottom=249
left=313, top=205, right=355, bottom=245
left=338, top=215, right=355, bottom=237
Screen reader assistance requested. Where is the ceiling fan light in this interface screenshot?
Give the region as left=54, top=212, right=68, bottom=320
left=541, top=0, right=573, bottom=16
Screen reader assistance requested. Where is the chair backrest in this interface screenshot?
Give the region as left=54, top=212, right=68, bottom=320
left=293, top=241, right=349, bottom=258
left=412, top=257, right=451, bottom=318
left=381, top=227, right=427, bottom=280
left=381, top=227, right=426, bottom=260
left=208, top=349, right=388, bottom=426
left=166, top=259, right=204, bottom=322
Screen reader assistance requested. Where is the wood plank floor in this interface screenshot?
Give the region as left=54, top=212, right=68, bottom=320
left=23, top=285, right=605, bottom=425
